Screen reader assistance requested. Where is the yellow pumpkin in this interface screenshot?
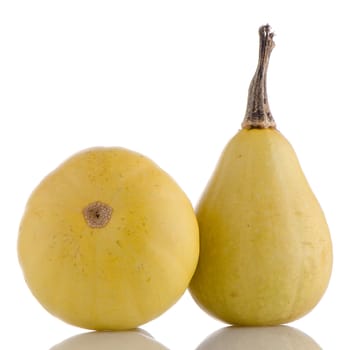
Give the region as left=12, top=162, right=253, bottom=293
left=18, top=147, right=199, bottom=330
left=188, top=25, right=332, bottom=325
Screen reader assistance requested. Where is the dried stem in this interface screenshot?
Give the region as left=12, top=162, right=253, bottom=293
left=242, top=25, right=276, bottom=129
left=83, top=201, right=113, bottom=228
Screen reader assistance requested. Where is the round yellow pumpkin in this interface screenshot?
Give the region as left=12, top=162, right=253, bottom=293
left=18, top=147, right=199, bottom=330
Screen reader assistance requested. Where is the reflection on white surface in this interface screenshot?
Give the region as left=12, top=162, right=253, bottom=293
left=50, top=329, right=169, bottom=350
left=196, top=325, right=322, bottom=349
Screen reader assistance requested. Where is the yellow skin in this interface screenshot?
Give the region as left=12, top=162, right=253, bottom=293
left=189, top=128, right=332, bottom=325
left=18, top=147, right=199, bottom=330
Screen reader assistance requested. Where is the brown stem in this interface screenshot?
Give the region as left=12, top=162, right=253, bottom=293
left=242, top=24, right=276, bottom=129
left=83, top=201, right=113, bottom=228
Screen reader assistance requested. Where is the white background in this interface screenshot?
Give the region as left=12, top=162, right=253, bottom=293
left=1, top=1, right=349, bottom=349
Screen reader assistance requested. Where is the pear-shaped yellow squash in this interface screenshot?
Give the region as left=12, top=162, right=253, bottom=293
left=189, top=25, right=332, bottom=326
left=18, top=147, right=199, bottom=330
